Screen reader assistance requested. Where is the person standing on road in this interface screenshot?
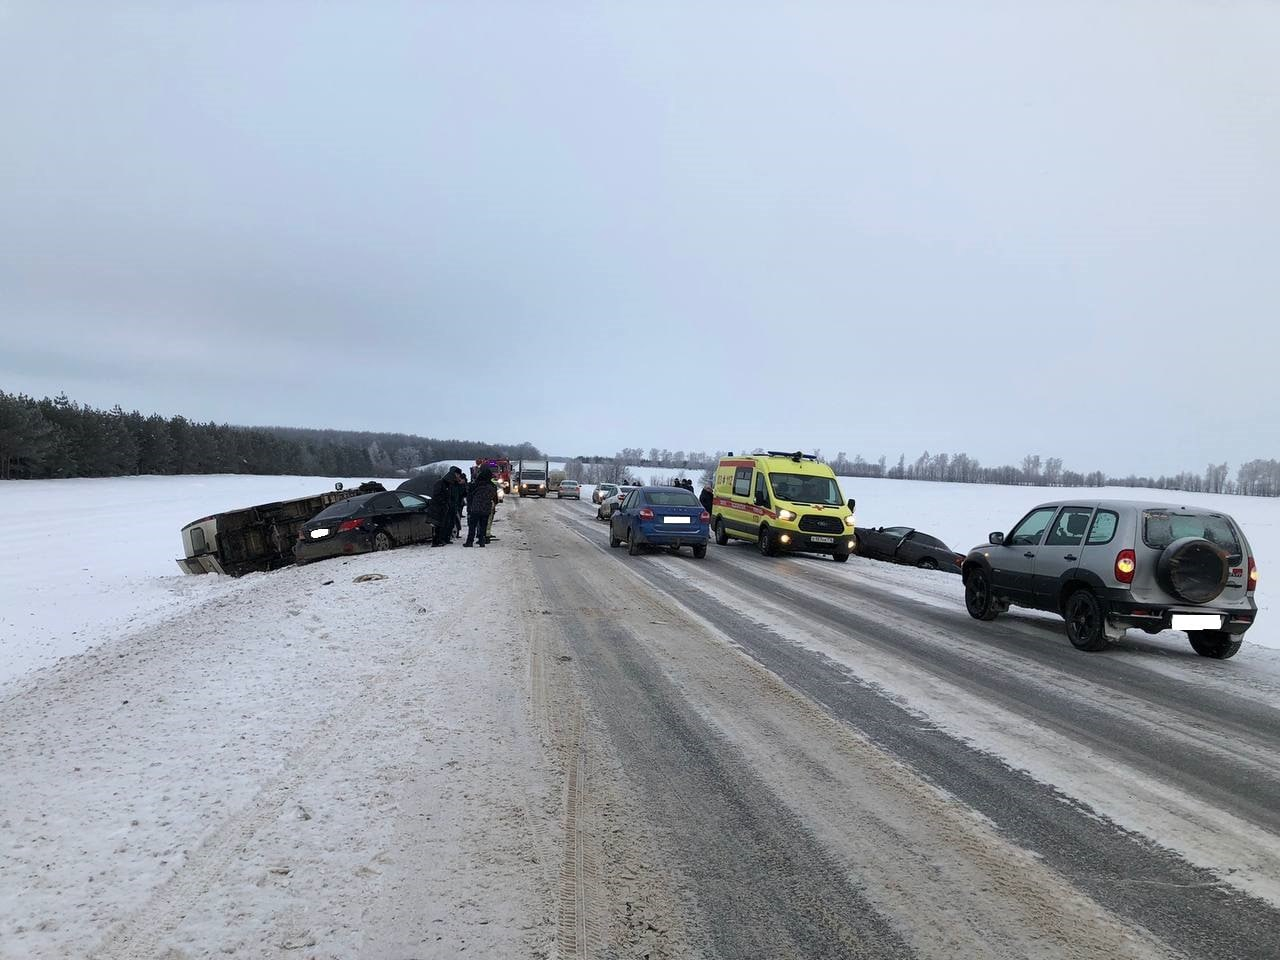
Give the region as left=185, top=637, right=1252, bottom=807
left=700, top=483, right=714, bottom=514
left=429, top=470, right=456, bottom=546
left=465, top=467, right=498, bottom=547
left=449, top=467, right=466, bottom=539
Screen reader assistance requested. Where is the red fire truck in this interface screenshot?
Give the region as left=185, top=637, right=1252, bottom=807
left=472, top=457, right=512, bottom=492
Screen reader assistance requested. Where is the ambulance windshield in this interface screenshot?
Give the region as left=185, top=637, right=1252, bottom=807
left=769, top=473, right=843, bottom=506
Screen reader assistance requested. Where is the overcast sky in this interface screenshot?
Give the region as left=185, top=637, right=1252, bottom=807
left=2, top=1, right=1277, bottom=476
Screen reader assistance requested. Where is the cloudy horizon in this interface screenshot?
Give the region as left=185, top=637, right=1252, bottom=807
left=3, top=1, right=1277, bottom=477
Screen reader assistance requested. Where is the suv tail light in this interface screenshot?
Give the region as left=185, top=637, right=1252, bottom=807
left=1248, top=556, right=1258, bottom=592
left=700, top=511, right=710, bottom=523
left=639, top=508, right=654, bottom=520
left=338, top=519, right=364, bottom=532
left=1115, top=549, right=1136, bottom=584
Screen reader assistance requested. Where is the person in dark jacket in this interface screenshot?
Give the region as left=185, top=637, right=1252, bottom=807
left=699, top=484, right=714, bottom=514
left=430, top=471, right=458, bottom=545
left=465, top=467, right=498, bottom=547
left=449, top=467, right=466, bottom=538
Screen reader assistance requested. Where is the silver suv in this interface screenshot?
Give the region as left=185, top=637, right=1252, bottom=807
left=962, top=500, right=1259, bottom=659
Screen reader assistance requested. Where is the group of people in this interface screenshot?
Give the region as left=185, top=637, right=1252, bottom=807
left=428, top=465, right=500, bottom=548
left=674, top=476, right=717, bottom=514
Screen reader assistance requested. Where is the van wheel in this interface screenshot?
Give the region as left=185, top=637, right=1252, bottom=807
left=1188, top=630, right=1243, bottom=660
left=693, top=544, right=707, bottom=559
left=715, top=519, right=729, bottom=546
left=758, top=525, right=778, bottom=557
left=964, top=568, right=1000, bottom=621
left=833, top=551, right=849, bottom=563
left=1064, top=589, right=1109, bottom=651
left=373, top=530, right=393, bottom=552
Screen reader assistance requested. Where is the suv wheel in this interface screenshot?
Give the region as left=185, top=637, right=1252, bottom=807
left=964, top=568, right=1000, bottom=621
left=1188, top=630, right=1243, bottom=660
left=1064, top=588, right=1109, bottom=652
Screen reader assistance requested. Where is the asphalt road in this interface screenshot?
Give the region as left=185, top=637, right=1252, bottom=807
left=512, top=495, right=1280, bottom=960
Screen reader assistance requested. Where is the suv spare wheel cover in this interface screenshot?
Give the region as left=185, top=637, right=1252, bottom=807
left=1156, top=537, right=1229, bottom=604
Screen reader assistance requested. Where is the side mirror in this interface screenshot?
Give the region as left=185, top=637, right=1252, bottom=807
left=989, top=532, right=1005, bottom=545
left=847, top=499, right=856, bottom=511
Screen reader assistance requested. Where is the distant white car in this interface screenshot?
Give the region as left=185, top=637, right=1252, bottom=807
left=596, top=486, right=638, bottom=521
left=557, top=480, right=581, bottom=500
left=593, top=483, right=620, bottom=505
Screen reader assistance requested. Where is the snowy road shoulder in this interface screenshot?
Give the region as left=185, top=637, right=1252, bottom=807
left=0, top=542, right=558, bottom=960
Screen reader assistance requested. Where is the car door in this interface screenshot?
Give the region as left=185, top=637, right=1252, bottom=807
left=902, top=531, right=943, bottom=565
left=612, top=489, right=638, bottom=540
left=1033, top=507, right=1094, bottom=608
left=397, top=493, right=432, bottom=542
left=754, top=471, right=772, bottom=523
left=369, top=492, right=409, bottom=542
left=990, top=507, right=1058, bottom=604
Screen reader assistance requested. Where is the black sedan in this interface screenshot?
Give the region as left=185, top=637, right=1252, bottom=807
left=855, top=525, right=963, bottom=572
left=294, top=491, right=434, bottom=564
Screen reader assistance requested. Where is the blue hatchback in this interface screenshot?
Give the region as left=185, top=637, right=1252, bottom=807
left=609, top=486, right=711, bottom=558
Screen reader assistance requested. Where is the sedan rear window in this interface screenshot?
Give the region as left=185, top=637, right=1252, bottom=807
left=1143, top=511, right=1241, bottom=559
left=313, top=500, right=363, bottom=521
left=645, top=490, right=701, bottom=507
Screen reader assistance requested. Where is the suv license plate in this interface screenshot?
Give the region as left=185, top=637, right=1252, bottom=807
left=811, top=536, right=834, bottom=544
left=1172, top=614, right=1225, bottom=631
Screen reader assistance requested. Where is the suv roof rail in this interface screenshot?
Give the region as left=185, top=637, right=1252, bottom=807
left=766, top=450, right=818, bottom=462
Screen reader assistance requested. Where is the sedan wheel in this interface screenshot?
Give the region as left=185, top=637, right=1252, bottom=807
left=628, top=527, right=642, bottom=556
left=917, top=557, right=938, bottom=570
left=373, top=530, right=393, bottom=552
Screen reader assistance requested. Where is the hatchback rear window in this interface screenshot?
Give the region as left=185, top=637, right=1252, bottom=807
left=1143, top=511, right=1241, bottom=559
left=645, top=490, right=701, bottom=507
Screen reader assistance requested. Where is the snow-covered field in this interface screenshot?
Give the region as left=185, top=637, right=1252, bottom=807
left=0, top=475, right=397, bottom=691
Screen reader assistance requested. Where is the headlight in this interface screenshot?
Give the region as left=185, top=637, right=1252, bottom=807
left=777, top=509, right=796, bottom=522
left=845, top=515, right=856, bottom=527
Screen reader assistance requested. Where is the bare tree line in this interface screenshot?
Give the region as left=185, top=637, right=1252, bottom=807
left=564, top=447, right=1280, bottom=498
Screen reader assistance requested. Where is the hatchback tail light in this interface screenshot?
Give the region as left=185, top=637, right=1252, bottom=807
left=338, top=519, right=364, bottom=533
left=1248, top=556, right=1258, bottom=592
left=699, top=511, right=710, bottom=523
left=1115, top=549, right=1136, bottom=584
left=639, top=508, right=654, bottom=520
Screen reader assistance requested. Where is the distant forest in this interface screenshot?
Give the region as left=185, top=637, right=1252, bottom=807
left=2, top=390, right=1275, bottom=497
left=569, top=447, right=1280, bottom=498
left=0, top=390, right=541, bottom=481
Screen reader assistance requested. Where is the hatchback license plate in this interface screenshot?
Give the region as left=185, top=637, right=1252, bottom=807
left=664, top=516, right=691, bottom=524
left=1172, top=614, right=1224, bottom=631
left=811, top=536, right=834, bottom=544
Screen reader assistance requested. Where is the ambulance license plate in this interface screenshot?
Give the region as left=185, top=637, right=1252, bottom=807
left=664, top=516, right=691, bottom=524
left=811, top=536, right=834, bottom=544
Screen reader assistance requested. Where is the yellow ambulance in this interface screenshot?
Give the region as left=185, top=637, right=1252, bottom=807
left=712, top=451, right=856, bottom=561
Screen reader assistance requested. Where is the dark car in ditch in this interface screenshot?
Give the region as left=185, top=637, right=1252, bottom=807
left=293, top=491, right=435, bottom=564
left=855, top=526, right=964, bottom=572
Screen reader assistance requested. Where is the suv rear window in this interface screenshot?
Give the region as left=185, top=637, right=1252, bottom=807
left=1143, top=511, right=1241, bottom=560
